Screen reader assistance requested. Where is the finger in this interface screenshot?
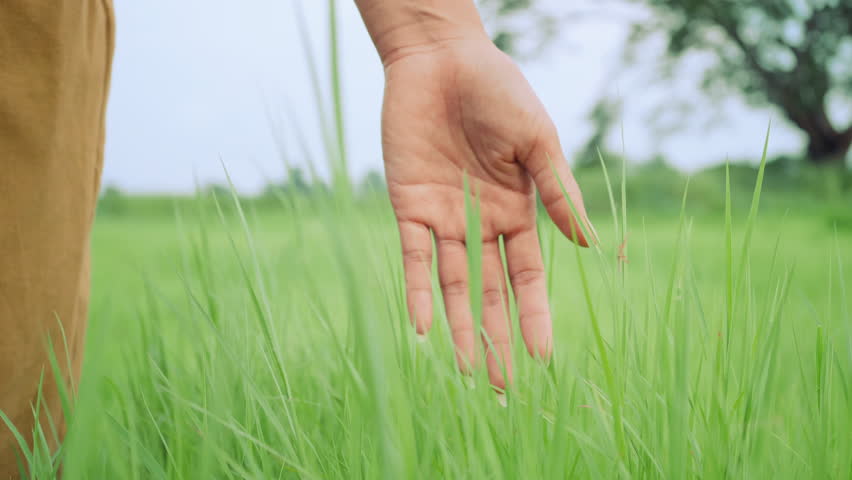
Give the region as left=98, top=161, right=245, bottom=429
left=399, top=221, right=433, bottom=335
left=522, top=128, right=595, bottom=246
left=436, top=238, right=477, bottom=373
left=504, top=228, right=552, bottom=360
left=481, top=240, right=512, bottom=391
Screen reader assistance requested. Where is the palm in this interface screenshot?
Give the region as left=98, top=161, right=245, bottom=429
left=381, top=40, right=591, bottom=389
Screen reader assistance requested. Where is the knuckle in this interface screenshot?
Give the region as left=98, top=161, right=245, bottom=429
left=406, top=285, right=431, bottom=295
left=541, top=186, right=563, bottom=206
left=485, top=332, right=511, bottom=348
left=482, top=286, right=506, bottom=307
left=437, top=238, right=465, bottom=250
left=451, top=322, right=474, bottom=338
left=441, top=278, right=468, bottom=296
left=510, top=267, right=545, bottom=288
left=402, top=248, right=431, bottom=264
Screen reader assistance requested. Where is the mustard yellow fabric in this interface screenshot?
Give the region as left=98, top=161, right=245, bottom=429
left=0, top=1, right=114, bottom=476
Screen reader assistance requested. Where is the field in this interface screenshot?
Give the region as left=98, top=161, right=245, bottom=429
left=6, top=164, right=843, bottom=478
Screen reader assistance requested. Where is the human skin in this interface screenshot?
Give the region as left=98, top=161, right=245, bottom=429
left=354, top=0, right=593, bottom=390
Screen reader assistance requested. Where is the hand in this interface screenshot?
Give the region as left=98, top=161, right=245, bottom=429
left=381, top=38, right=593, bottom=390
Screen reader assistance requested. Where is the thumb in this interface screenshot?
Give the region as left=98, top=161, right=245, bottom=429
left=522, top=129, right=596, bottom=247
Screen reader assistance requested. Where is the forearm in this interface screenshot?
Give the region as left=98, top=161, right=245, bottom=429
left=354, top=0, right=488, bottom=66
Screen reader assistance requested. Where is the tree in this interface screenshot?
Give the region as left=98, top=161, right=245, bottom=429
left=577, top=98, right=623, bottom=169
left=260, top=166, right=314, bottom=198
left=480, top=0, right=559, bottom=59
left=97, top=185, right=127, bottom=216
left=489, top=0, right=852, bottom=166
left=359, top=169, right=386, bottom=194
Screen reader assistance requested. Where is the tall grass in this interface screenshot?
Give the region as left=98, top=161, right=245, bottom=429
left=9, top=143, right=852, bottom=479
left=3, top=2, right=851, bottom=478
left=48, top=134, right=851, bottom=479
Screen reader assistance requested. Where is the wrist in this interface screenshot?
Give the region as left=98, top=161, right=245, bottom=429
left=355, top=0, right=489, bottom=67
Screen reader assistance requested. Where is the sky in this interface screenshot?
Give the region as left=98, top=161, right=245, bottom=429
left=103, top=0, right=803, bottom=194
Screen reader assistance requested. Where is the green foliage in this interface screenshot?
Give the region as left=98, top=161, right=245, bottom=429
left=576, top=99, right=624, bottom=169
left=494, top=0, right=852, bottom=164
left=96, top=160, right=851, bottom=223
left=359, top=169, right=386, bottom=194
left=480, top=0, right=557, bottom=59
left=96, top=186, right=128, bottom=217
left=491, top=0, right=534, bottom=15
left=625, top=0, right=852, bottom=163
left=259, top=167, right=317, bottom=199
left=10, top=167, right=845, bottom=478
left=573, top=153, right=851, bottom=219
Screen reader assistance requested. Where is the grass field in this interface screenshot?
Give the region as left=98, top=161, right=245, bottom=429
left=3, top=2, right=848, bottom=475
left=6, top=163, right=844, bottom=478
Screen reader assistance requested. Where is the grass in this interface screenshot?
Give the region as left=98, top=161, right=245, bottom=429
left=5, top=2, right=851, bottom=476
left=5, top=163, right=847, bottom=478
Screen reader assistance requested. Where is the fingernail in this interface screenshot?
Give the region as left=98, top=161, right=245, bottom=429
left=463, top=376, right=475, bottom=390
left=496, top=393, right=508, bottom=408
left=416, top=333, right=428, bottom=344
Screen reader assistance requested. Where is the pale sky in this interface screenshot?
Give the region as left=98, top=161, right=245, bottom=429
left=103, top=0, right=803, bottom=194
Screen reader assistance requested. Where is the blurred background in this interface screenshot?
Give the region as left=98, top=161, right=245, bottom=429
left=61, top=3, right=852, bottom=477
left=101, top=0, right=850, bottom=212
